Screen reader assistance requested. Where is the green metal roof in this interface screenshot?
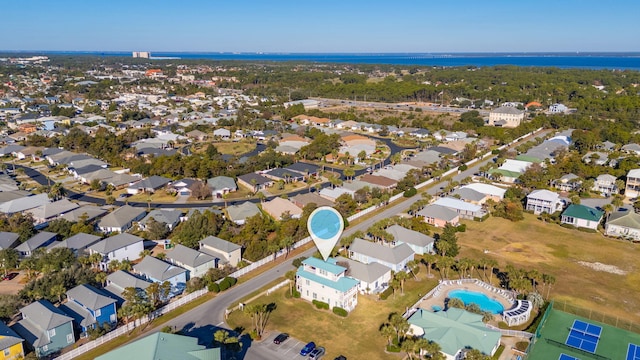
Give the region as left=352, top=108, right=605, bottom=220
left=516, top=154, right=544, bottom=163
left=408, top=308, right=501, bottom=356
left=95, top=332, right=221, bottom=360
left=562, top=204, right=603, bottom=222
left=296, top=268, right=359, bottom=293
left=488, top=168, right=522, bottom=178
left=302, top=257, right=345, bottom=275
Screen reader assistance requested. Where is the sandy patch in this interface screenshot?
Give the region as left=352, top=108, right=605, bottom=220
left=577, top=261, right=627, bottom=275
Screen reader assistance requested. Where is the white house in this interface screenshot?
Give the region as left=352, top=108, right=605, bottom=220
left=526, top=189, right=564, bottom=215
left=348, top=238, right=414, bottom=273
left=213, top=128, right=231, bottom=139
left=605, top=209, right=640, bottom=240
left=296, top=257, right=359, bottom=312
left=88, top=233, right=144, bottom=271
left=625, top=169, right=640, bottom=199
left=487, top=106, right=525, bottom=128
left=335, top=256, right=391, bottom=295
left=385, top=225, right=434, bottom=255
left=560, top=204, right=603, bottom=230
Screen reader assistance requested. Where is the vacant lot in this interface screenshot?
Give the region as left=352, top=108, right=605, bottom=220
left=213, top=142, right=256, bottom=155
left=227, top=275, right=438, bottom=360
left=457, top=214, right=640, bottom=322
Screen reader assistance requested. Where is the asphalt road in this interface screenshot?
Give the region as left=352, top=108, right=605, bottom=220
left=135, top=129, right=549, bottom=360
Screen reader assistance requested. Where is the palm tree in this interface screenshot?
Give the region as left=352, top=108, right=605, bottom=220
left=422, top=253, right=436, bottom=278
left=89, top=253, right=103, bottom=269
left=48, top=182, right=65, bottom=201
left=406, top=260, right=420, bottom=279
left=96, top=272, right=108, bottom=287
left=395, top=271, right=410, bottom=294
left=545, top=274, right=556, bottom=299
left=379, top=323, right=395, bottom=346
left=486, top=259, right=498, bottom=284
left=50, top=284, right=66, bottom=304
left=285, top=270, right=296, bottom=296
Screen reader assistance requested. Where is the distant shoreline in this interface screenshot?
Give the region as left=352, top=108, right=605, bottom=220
left=2, top=51, right=640, bottom=70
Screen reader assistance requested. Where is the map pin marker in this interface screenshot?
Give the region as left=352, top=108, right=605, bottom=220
left=307, top=206, right=344, bottom=261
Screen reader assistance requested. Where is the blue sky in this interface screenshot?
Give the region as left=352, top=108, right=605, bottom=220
left=2, top=0, right=638, bottom=52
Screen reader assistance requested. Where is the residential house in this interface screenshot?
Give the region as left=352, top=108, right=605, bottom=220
left=15, top=232, right=57, bottom=257
left=457, top=183, right=506, bottom=202
left=319, top=187, right=352, bottom=202
left=27, top=199, right=79, bottom=227
left=97, top=205, right=146, bottom=233
left=95, top=332, right=221, bottom=360
left=417, top=204, right=460, bottom=227
left=526, top=189, right=564, bottom=215
left=213, top=128, right=231, bottom=139
left=0, top=232, right=19, bottom=250
left=348, top=238, right=414, bottom=273
left=133, top=256, right=187, bottom=296
left=605, top=209, right=640, bottom=240
left=296, top=257, right=359, bottom=312
left=0, top=193, right=50, bottom=216
left=582, top=151, right=609, bottom=166
left=561, top=204, right=603, bottom=230
left=621, top=143, right=640, bottom=156
left=552, top=174, right=582, bottom=192
left=385, top=225, right=435, bottom=255
left=103, top=270, right=152, bottom=304
left=488, top=159, right=532, bottom=183
left=166, top=244, right=217, bottom=279
left=61, top=285, right=117, bottom=337
left=261, top=197, right=303, bottom=220
left=237, top=173, right=273, bottom=192
left=360, top=174, right=397, bottom=190
left=548, top=103, right=569, bottom=114
left=186, top=129, right=207, bottom=141
left=226, top=201, right=260, bottom=225
left=263, top=168, right=305, bottom=183
left=290, top=193, right=334, bottom=209
left=88, top=233, right=144, bottom=271
left=171, top=178, right=198, bottom=197
left=433, top=197, right=486, bottom=220
left=284, top=162, right=320, bottom=179
left=408, top=308, right=502, bottom=359
left=207, top=176, right=237, bottom=198
left=198, top=236, right=242, bottom=267
left=334, top=256, right=391, bottom=294
left=126, top=175, right=171, bottom=195
left=11, top=300, right=75, bottom=358
left=60, top=205, right=107, bottom=223
left=47, top=233, right=101, bottom=256
left=139, top=209, right=182, bottom=231
left=626, top=169, right=640, bottom=198
left=0, top=321, right=24, bottom=360
left=487, top=106, right=525, bottom=128
left=592, top=174, right=618, bottom=196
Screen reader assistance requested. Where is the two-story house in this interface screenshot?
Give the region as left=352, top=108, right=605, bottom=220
left=97, top=205, right=146, bottom=233
left=526, top=189, right=564, bottom=215
left=15, top=232, right=58, bottom=258
left=625, top=169, right=640, bottom=199
left=198, top=236, right=242, bottom=267
left=552, top=174, right=582, bottom=192
left=103, top=270, right=152, bottom=305
left=592, top=174, right=618, bottom=196
left=385, top=225, right=435, bottom=255
left=88, top=233, right=144, bottom=271
left=133, top=256, right=187, bottom=297
left=0, top=321, right=24, bottom=360
left=61, top=285, right=117, bottom=337
left=349, top=238, right=415, bottom=273
left=296, top=257, right=359, bottom=312
left=166, top=244, right=217, bottom=279
left=11, top=300, right=75, bottom=358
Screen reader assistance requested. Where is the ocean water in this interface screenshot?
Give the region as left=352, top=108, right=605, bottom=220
left=8, top=51, right=640, bottom=70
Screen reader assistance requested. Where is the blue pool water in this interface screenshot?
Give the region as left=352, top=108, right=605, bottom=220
left=448, top=289, right=504, bottom=314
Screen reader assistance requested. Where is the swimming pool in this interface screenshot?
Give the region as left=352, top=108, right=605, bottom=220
left=448, top=289, right=505, bottom=314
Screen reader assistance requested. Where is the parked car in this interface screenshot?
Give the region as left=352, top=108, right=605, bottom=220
left=309, top=347, right=325, bottom=359
left=334, top=356, right=347, bottom=360
left=273, top=333, right=289, bottom=345
left=3, top=272, right=18, bottom=281
left=300, top=342, right=316, bottom=356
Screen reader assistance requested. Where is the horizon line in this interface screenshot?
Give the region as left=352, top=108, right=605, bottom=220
left=2, top=50, right=640, bottom=55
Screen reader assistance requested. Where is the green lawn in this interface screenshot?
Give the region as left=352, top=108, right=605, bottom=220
left=213, top=142, right=256, bottom=155
left=227, top=273, right=438, bottom=360
left=456, top=214, right=640, bottom=323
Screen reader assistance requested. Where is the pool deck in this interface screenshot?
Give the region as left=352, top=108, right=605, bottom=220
left=417, top=279, right=516, bottom=316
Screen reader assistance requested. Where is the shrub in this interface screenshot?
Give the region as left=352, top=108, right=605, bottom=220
left=312, top=300, right=329, bottom=310
left=292, top=289, right=301, bottom=298
left=456, top=224, right=466, bottom=232
left=386, top=344, right=401, bottom=352
left=577, top=227, right=598, bottom=233
left=292, top=257, right=307, bottom=268
left=459, top=164, right=468, bottom=171
left=208, top=282, right=220, bottom=293
left=379, top=287, right=394, bottom=300
left=343, top=216, right=349, bottom=228
left=224, top=276, right=237, bottom=287
left=559, top=223, right=576, bottom=230
left=403, top=187, right=417, bottom=197
left=332, top=307, right=348, bottom=317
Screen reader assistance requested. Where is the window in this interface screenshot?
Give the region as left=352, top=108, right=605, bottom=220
left=95, top=309, right=101, bottom=317
left=4, top=348, right=10, bottom=356
left=42, top=345, right=48, bottom=352
left=48, top=328, right=56, bottom=338
left=67, top=333, right=74, bottom=343
left=313, top=293, right=317, bottom=299
left=305, top=279, right=310, bottom=286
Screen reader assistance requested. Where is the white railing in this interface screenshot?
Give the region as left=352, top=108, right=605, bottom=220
left=54, top=289, right=208, bottom=360
left=486, top=324, right=533, bottom=339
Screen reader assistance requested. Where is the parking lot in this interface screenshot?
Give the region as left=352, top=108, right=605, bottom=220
left=248, top=332, right=308, bottom=360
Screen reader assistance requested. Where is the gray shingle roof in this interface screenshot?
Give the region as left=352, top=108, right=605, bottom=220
left=417, top=204, right=459, bottom=221
left=335, top=256, right=390, bottom=283
left=167, top=244, right=217, bottom=269
left=106, top=270, right=152, bottom=292
left=98, top=205, right=146, bottom=229
left=48, top=233, right=101, bottom=252
left=0, top=193, right=50, bottom=214
left=385, top=225, right=435, bottom=247
left=66, top=284, right=116, bottom=311
left=17, top=300, right=73, bottom=347
left=133, top=256, right=186, bottom=282
left=132, top=175, right=171, bottom=191
left=27, top=199, right=79, bottom=220
left=238, top=173, right=272, bottom=186
left=0, top=232, right=19, bottom=249
left=15, top=232, right=57, bottom=253
left=60, top=205, right=107, bottom=222
left=139, top=209, right=182, bottom=227
left=226, top=202, right=260, bottom=222
left=199, top=236, right=241, bottom=253
left=207, top=176, right=237, bottom=192
left=0, top=321, right=22, bottom=350
left=349, top=238, right=414, bottom=265
left=88, top=233, right=143, bottom=254
left=451, top=187, right=486, bottom=203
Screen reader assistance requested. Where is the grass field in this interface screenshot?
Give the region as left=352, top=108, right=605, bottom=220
left=213, top=142, right=256, bottom=155
left=456, top=214, right=640, bottom=322
left=227, top=273, right=438, bottom=360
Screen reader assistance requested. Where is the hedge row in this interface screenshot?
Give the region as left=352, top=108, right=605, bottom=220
left=312, top=300, right=329, bottom=310
left=332, top=307, right=348, bottom=317
left=209, top=276, right=238, bottom=293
